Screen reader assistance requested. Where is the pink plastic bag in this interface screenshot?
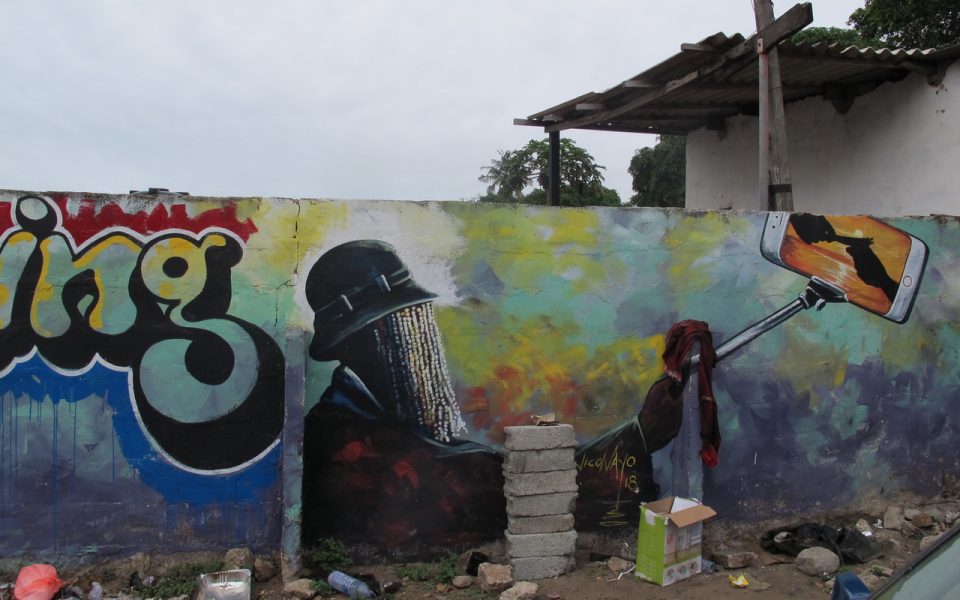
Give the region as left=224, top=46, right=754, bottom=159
left=13, top=564, right=64, bottom=600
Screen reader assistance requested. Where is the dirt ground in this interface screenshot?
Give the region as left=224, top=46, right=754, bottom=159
left=43, top=493, right=955, bottom=600
left=312, top=559, right=833, bottom=600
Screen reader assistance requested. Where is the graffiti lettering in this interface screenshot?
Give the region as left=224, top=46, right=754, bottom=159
left=0, top=195, right=283, bottom=471
left=576, top=442, right=639, bottom=493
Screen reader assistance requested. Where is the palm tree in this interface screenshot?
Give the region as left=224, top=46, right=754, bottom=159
left=479, top=150, right=532, bottom=202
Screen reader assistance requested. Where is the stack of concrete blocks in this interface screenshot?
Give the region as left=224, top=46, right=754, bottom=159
left=503, top=424, right=578, bottom=580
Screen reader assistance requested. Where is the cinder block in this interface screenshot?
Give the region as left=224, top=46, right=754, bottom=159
left=504, top=469, right=578, bottom=497
left=503, top=448, right=576, bottom=473
left=510, top=555, right=575, bottom=580
left=508, top=514, right=575, bottom=535
left=506, top=492, right=577, bottom=517
left=506, top=530, right=578, bottom=558
left=504, top=425, right=577, bottom=451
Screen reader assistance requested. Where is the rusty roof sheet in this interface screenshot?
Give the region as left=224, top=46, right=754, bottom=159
left=518, top=34, right=960, bottom=135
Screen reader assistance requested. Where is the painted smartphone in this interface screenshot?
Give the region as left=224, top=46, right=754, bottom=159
left=761, top=212, right=928, bottom=323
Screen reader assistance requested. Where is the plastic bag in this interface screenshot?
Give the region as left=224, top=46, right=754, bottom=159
left=728, top=573, right=749, bottom=588
left=13, top=564, right=64, bottom=600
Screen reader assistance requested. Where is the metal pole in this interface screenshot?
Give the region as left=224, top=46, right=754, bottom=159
left=549, top=130, right=561, bottom=206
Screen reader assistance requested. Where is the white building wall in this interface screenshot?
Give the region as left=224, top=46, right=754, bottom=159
left=685, top=66, right=960, bottom=216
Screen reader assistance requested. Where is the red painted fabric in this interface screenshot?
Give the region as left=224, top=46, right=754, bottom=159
left=662, top=320, right=721, bottom=467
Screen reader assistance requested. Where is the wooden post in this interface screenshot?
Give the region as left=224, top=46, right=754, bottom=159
left=753, top=0, right=795, bottom=211
left=549, top=130, right=561, bottom=206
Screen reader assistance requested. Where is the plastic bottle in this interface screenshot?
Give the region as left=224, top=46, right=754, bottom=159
left=87, top=582, right=103, bottom=600
left=327, top=571, right=375, bottom=598
left=700, top=558, right=717, bottom=574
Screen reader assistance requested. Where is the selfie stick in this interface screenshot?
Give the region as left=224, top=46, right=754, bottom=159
left=691, top=277, right=846, bottom=367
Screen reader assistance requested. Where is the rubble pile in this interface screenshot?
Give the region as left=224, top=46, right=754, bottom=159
left=702, top=494, right=960, bottom=593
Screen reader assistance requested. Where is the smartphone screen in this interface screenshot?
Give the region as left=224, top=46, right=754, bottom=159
left=761, top=212, right=927, bottom=323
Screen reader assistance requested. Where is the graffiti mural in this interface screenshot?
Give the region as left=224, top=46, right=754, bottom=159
left=1, top=189, right=957, bottom=561
left=299, top=202, right=955, bottom=557
left=0, top=193, right=285, bottom=555
left=0, top=195, right=283, bottom=470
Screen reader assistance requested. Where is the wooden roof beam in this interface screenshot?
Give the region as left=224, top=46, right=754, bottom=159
left=575, top=102, right=607, bottom=111
left=623, top=79, right=660, bottom=88
left=544, top=2, right=813, bottom=133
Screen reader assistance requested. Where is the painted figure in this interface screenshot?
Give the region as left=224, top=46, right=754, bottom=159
left=301, top=241, right=507, bottom=551
left=301, top=240, right=678, bottom=550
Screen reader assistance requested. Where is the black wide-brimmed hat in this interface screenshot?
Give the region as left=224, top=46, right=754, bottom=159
left=305, top=240, right=437, bottom=360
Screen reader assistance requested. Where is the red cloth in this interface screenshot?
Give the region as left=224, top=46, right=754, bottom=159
left=662, top=320, right=721, bottom=467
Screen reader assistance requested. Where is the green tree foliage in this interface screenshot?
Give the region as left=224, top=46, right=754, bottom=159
left=849, top=0, right=960, bottom=49
left=791, top=26, right=882, bottom=48
left=478, top=138, right=621, bottom=206
left=628, top=135, right=685, bottom=208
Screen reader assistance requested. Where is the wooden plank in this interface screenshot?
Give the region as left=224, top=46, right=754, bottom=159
left=755, top=0, right=794, bottom=211
left=623, top=79, right=661, bottom=88
left=545, top=3, right=812, bottom=133
left=514, top=118, right=547, bottom=128
left=681, top=43, right=717, bottom=53
left=754, top=3, right=813, bottom=56
left=576, top=122, right=697, bottom=135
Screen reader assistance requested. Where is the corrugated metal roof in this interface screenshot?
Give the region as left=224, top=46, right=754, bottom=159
left=517, top=33, right=960, bottom=135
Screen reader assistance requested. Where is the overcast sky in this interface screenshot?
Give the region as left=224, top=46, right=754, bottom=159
left=1, top=1, right=866, bottom=203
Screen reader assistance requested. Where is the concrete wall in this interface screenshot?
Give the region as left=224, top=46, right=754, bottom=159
left=0, top=190, right=958, bottom=561
left=686, top=66, right=959, bottom=216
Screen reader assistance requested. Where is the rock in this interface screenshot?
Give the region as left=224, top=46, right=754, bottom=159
left=478, top=563, right=514, bottom=593
left=901, top=521, right=919, bottom=537
left=883, top=506, right=905, bottom=531
left=911, top=513, right=934, bottom=528
left=223, top=548, right=254, bottom=570
left=712, top=550, right=756, bottom=569
left=451, top=575, right=474, bottom=589
left=945, top=510, right=960, bottom=525
left=458, top=550, right=490, bottom=576
left=282, top=579, right=316, bottom=599
left=750, top=580, right=772, bottom=591
left=925, top=506, right=945, bottom=523
left=854, top=519, right=873, bottom=534
left=920, top=534, right=944, bottom=550
left=871, top=565, right=894, bottom=577
left=606, top=557, right=633, bottom=573
left=795, top=547, right=840, bottom=576
left=859, top=573, right=882, bottom=590
left=500, top=581, right=538, bottom=600
left=253, top=558, right=276, bottom=582
left=903, top=508, right=920, bottom=520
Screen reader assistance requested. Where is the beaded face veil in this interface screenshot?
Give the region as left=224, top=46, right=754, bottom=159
left=366, top=302, right=467, bottom=442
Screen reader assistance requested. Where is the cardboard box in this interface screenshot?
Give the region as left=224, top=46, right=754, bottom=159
left=635, top=496, right=716, bottom=586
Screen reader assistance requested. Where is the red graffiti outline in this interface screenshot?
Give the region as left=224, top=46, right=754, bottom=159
left=42, top=194, right=258, bottom=244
